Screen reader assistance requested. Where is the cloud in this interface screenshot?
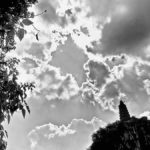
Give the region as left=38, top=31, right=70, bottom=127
left=80, top=54, right=150, bottom=112
left=31, top=65, right=79, bottom=101
left=139, top=111, right=150, bottom=119
left=35, top=0, right=103, bottom=54
left=53, top=74, right=80, bottom=100
left=14, top=34, right=81, bottom=101
left=143, top=79, right=150, bottom=95
left=99, top=0, right=150, bottom=57
left=20, top=57, right=39, bottom=72
left=36, top=0, right=59, bottom=24
left=101, top=59, right=150, bottom=112
left=86, top=0, right=114, bottom=19
left=51, top=35, right=88, bottom=86
left=26, top=43, right=45, bottom=60
left=84, top=60, right=110, bottom=88
left=81, top=55, right=120, bottom=111
left=36, top=0, right=90, bottom=27
left=28, top=117, right=106, bottom=150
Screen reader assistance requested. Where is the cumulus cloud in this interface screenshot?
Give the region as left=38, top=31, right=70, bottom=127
left=143, top=79, right=150, bottom=95
left=56, top=74, right=80, bottom=100
left=31, top=64, right=79, bottom=101
left=7, top=1, right=150, bottom=150
left=28, top=117, right=106, bottom=150
left=12, top=0, right=150, bottom=138
left=81, top=54, right=127, bottom=111
left=100, top=58, right=150, bottom=112
left=80, top=53, right=150, bottom=112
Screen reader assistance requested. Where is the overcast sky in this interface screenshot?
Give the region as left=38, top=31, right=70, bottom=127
left=3, top=0, right=150, bottom=150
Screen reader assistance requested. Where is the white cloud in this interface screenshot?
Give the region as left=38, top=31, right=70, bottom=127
left=28, top=117, right=106, bottom=150
left=143, top=79, right=150, bottom=96
left=31, top=64, right=80, bottom=101
left=80, top=54, right=150, bottom=112
left=139, top=111, right=150, bottom=120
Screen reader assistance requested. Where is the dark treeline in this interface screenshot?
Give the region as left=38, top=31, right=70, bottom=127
left=0, top=0, right=37, bottom=149
left=88, top=101, right=150, bottom=150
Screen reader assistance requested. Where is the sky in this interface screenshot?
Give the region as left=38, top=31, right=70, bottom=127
left=3, top=0, right=150, bottom=150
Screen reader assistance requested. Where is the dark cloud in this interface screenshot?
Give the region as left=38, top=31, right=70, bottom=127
left=101, top=0, right=150, bottom=56
left=101, top=81, right=119, bottom=99
left=51, top=36, right=88, bottom=86
left=85, top=60, right=110, bottom=88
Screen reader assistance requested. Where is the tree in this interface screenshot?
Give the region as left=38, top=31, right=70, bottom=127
left=119, top=100, right=130, bottom=121
left=88, top=102, right=150, bottom=150
left=0, top=0, right=37, bottom=149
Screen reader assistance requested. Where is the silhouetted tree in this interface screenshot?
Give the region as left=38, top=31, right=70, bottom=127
left=88, top=102, right=150, bottom=150
left=0, top=0, right=37, bottom=149
left=119, top=100, right=130, bottom=121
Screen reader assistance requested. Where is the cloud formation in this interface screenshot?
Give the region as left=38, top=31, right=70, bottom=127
left=28, top=117, right=106, bottom=150
left=84, top=60, right=110, bottom=88
left=139, top=111, right=150, bottom=120
left=81, top=53, right=150, bottom=113
left=31, top=65, right=80, bottom=101
left=36, top=0, right=59, bottom=24
left=7, top=1, right=150, bottom=150
left=51, top=35, right=88, bottom=86
left=100, top=0, right=150, bottom=56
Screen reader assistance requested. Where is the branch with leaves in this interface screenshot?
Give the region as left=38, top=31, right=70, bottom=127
left=0, top=0, right=38, bottom=149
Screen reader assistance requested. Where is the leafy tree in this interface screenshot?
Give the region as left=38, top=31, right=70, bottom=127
left=119, top=100, right=130, bottom=121
left=0, top=0, right=37, bottom=149
left=88, top=102, right=150, bottom=150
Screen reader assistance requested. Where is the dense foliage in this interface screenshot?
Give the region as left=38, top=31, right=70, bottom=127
left=119, top=100, right=130, bottom=121
left=89, top=117, right=150, bottom=150
left=88, top=101, right=150, bottom=150
left=0, top=0, right=37, bottom=25
left=0, top=0, right=37, bottom=149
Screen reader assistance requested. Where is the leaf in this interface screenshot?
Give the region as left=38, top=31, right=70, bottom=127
left=24, top=101, right=30, bottom=113
left=17, top=28, right=25, bottom=41
left=5, top=130, right=8, bottom=138
left=30, top=12, right=35, bottom=18
left=22, top=19, right=33, bottom=26
left=26, top=105, right=30, bottom=114
left=36, top=33, right=39, bottom=41
left=22, top=108, right=26, bottom=118
left=20, top=22, right=24, bottom=27
left=7, top=114, right=10, bottom=124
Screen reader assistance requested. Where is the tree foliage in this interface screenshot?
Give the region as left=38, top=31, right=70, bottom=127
left=88, top=102, right=150, bottom=150
left=119, top=100, right=130, bottom=121
left=89, top=117, right=150, bottom=150
left=0, top=0, right=37, bottom=149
